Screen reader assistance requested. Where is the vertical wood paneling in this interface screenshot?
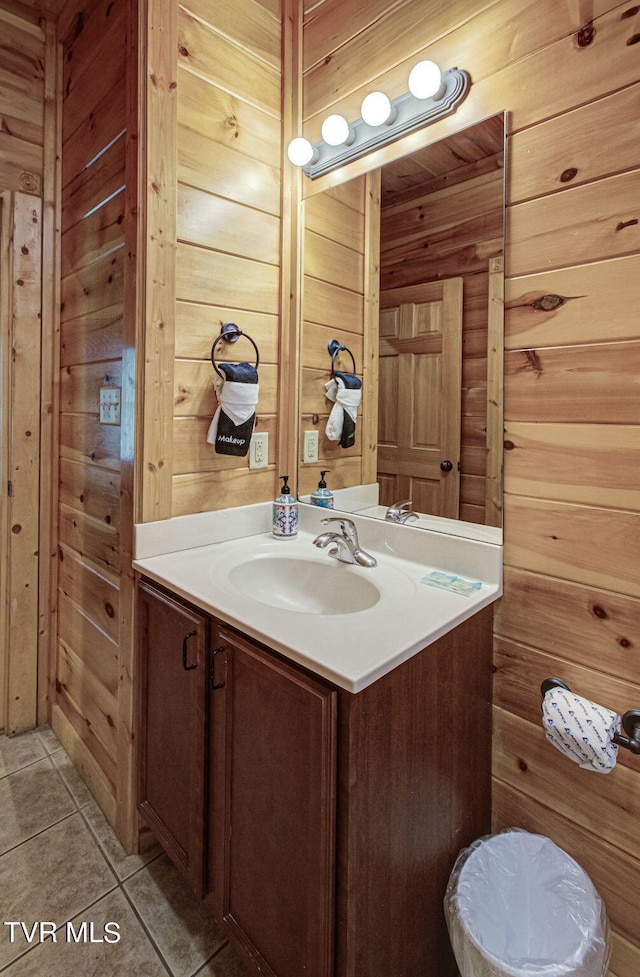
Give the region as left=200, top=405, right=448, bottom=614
left=0, top=194, right=9, bottom=733
left=38, top=16, right=61, bottom=725
left=140, top=0, right=177, bottom=522
left=53, top=0, right=133, bottom=841
left=4, top=194, right=42, bottom=735
left=0, top=5, right=48, bottom=737
left=302, top=2, right=640, bottom=971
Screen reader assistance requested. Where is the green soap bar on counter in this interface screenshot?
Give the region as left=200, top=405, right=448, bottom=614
left=420, top=571, right=482, bottom=596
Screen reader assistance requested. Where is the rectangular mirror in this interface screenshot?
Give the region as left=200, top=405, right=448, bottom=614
left=297, top=112, right=505, bottom=543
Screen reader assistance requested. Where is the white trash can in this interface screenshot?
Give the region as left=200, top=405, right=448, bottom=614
left=444, top=829, right=611, bottom=977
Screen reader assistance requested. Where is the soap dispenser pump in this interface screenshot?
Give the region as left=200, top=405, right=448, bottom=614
left=310, top=470, right=334, bottom=509
left=272, top=475, right=298, bottom=538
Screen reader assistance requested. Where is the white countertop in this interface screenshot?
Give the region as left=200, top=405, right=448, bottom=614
left=133, top=504, right=502, bottom=693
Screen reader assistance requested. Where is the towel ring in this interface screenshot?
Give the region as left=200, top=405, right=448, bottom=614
left=211, top=323, right=260, bottom=379
left=328, top=338, right=356, bottom=376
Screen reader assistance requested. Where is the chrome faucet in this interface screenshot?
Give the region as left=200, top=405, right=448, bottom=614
left=385, top=500, right=419, bottom=524
left=312, top=517, right=377, bottom=568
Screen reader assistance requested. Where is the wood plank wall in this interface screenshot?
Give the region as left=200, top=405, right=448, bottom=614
left=54, top=0, right=136, bottom=840
left=298, top=176, right=370, bottom=496
left=0, top=5, right=50, bottom=735
left=378, top=157, right=504, bottom=524
left=171, top=0, right=282, bottom=517
left=300, top=2, right=640, bottom=975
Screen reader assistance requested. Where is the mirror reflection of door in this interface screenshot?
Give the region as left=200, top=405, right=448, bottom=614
left=298, top=113, right=505, bottom=533
left=378, top=278, right=462, bottom=519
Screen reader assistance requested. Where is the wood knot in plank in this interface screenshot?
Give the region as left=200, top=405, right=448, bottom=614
left=618, top=637, right=632, bottom=648
left=626, top=33, right=640, bottom=44
left=560, top=168, right=578, bottom=182
left=531, top=294, right=568, bottom=312
left=616, top=218, right=638, bottom=231
left=503, top=440, right=515, bottom=450
left=576, top=22, right=595, bottom=46
left=523, top=349, right=543, bottom=375
left=591, top=604, right=608, bottom=619
left=178, top=45, right=190, bottom=57
left=20, top=172, right=39, bottom=194
left=621, top=6, right=640, bottom=17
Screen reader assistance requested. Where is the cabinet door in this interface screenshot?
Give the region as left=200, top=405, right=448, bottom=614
left=209, top=628, right=337, bottom=977
left=138, top=580, right=208, bottom=896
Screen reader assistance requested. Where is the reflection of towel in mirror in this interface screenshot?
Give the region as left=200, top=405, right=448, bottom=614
left=325, top=371, right=362, bottom=449
left=207, top=361, right=259, bottom=456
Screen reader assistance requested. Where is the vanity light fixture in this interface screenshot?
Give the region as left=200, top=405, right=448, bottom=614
left=287, top=60, right=470, bottom=180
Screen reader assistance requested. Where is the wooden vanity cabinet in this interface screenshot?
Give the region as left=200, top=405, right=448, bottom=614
left=333, top=605, right=492, bottom=977
left=137, top=580, right=208, bottom=896
left=207, top=626, right=337, bottom=977
left=137, top=578, right=492, bottom=977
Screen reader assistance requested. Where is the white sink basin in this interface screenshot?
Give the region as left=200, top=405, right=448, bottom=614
left=227, top=555, right=380, bottom=615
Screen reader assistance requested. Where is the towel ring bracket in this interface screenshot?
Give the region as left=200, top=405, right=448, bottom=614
left=328, top=338, right=356, bottom=376
left=211, top=322, right=260, bottom=379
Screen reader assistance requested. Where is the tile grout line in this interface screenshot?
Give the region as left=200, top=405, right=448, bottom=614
left=1, top=731, right=242, bottom=977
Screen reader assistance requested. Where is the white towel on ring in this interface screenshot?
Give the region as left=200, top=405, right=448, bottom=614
left=324, top=377, right=361, bottom=442
left=207, top=375, right=259, bottom=444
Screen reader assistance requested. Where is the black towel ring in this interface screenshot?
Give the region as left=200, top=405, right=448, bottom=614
left=328, top=338, right=356, bottom=377
left=211, top=322, right=260, bottom=379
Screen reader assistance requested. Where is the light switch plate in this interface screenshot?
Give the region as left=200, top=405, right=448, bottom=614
left=249, top=431, right=268, bottom=469
left=99, top=385, right=121, bottom=425
left=303, top=430, right=319, bottom=464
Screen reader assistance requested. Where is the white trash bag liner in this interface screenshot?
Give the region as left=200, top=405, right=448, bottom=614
left=444, top=829, right=610, bottom=977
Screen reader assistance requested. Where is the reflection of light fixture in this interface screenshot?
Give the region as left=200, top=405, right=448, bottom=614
left=288, top=62, right=470, bottom=180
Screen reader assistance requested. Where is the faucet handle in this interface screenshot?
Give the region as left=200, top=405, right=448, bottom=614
left=321, top=516, right=357, bottom=540
left=386, top=500, right=413, bottom=522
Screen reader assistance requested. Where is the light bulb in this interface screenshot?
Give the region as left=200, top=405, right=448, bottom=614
left=287, top=137, right=314, bottom=166
left=408, top=60, right=443, bottom=99
left=360, top=91, right=393, bottom=127
left=321, top=114, right=351, bottom=146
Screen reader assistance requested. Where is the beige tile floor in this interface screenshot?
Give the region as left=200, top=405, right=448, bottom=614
left=0, top=726, right=252, bottom=977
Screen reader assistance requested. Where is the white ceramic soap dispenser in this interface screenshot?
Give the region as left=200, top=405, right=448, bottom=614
left=272, top=475, right=298, bottom=538
left=310, top=470, right=334, bottom=508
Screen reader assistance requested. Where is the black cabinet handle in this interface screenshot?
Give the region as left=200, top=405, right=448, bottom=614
left=210, top=646, right=226, bottom=690
left=182, top=630, right=198, bottom=670
left=440, top=459, right=453, bottom=472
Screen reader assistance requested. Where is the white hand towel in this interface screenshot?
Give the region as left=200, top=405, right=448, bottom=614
left=542, top=687, right=620, bottom=773
left=324, top=377, right=362, bottom=442
left=207, top=375, right=260, bottom=445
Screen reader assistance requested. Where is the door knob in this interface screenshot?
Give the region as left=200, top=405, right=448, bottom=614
left=440, top=460, right=453, bottom=472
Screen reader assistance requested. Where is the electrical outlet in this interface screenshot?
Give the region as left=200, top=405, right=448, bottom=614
left=303, top=430, right=319, bottom=464
left=99, top=385, right=121, bottom=425
left=249, top=431, right=268, bottom=469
